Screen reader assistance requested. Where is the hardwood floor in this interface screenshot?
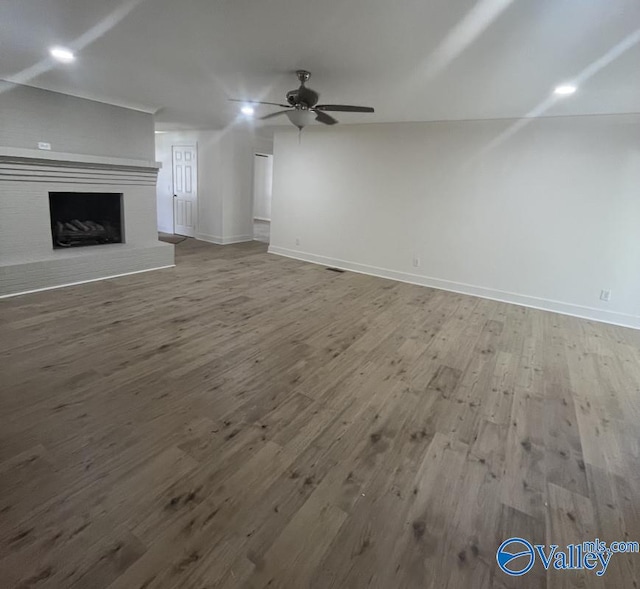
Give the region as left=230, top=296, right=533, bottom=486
left=1, top=238, right=639, bottom=588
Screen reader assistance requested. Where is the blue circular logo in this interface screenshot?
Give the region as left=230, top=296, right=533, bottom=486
left=496, top=537, right=536, bottom=576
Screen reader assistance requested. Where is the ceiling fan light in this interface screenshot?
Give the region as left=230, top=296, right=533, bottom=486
left=286, top=109, right=315, bottom=129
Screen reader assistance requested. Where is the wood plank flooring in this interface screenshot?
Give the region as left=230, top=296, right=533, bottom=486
left=1, top=238, right=639, bottom=588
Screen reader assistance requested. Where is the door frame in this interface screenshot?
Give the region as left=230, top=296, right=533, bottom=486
left=252, top=152, right=273, bottom=222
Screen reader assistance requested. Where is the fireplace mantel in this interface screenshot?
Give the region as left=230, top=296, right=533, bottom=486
left=0, top=147, right=161, bottom=187
left=0, top=146, right=160, bottom=170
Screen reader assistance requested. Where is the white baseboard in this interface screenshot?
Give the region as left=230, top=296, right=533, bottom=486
left=196, top=232, right=253, bottom=245
left=0, top=265, right=175, bottom=299
left=268, top=246, right=640, bottom=330
left=253, top=217, right=271, bottom=222
left=158, top=224, right=173, bottom=234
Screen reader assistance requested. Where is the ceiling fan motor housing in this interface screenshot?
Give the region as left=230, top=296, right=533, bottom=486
left=286, top=86, right=319, bottom=108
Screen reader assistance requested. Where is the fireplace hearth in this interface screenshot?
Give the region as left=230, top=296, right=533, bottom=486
left=49, top=192, right=123, bottom=249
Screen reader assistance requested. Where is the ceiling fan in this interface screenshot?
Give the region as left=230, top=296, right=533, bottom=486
left=230, top=70, right=375, bottom=129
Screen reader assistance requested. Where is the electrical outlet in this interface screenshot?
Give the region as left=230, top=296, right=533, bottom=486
left=37, top=142, right=51, bottom=151
left=295, top=237, right=300, bottom=246
left=600, top=289, right=611, bottom=302
left=412, top=256, right=421, bottom=268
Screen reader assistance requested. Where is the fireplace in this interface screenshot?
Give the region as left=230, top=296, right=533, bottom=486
left=49, top=192, right=124, bottom=249
left=1, top=149, right=173, bottom=297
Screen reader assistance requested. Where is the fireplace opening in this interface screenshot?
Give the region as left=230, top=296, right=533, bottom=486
left=49, top=192, right=124, bottom=249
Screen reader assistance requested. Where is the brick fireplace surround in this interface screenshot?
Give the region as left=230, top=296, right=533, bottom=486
left=0, top=147, right=174, bottom=297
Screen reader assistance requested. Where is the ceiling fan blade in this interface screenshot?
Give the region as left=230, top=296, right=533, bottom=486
left=228, top=98, right=291, bottom=108
left=313, top=110, right=338, bottom=125
left=260, top=110, right=292, bottom=120
left=315, top=104, right=375, bottom=113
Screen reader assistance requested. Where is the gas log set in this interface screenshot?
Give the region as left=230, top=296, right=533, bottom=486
left=53, top=219, right=121, bottom=248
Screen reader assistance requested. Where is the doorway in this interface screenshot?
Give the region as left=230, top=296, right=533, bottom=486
left=172, top=145, right=197, bottom=237
left=252, top=153, right=273, bottom=243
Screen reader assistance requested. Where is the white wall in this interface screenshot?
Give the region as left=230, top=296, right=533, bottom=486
left=220, top=128, right=254, bottom=242
left=0, top=82, right=154, bottom=160
left=253, top=154, right=273, bottom=221
left=155, top=126, right=272, bottom=242
left=270, top=115, right=640, bottom=328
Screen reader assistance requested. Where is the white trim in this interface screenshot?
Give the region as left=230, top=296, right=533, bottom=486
left=0, top=265, right=175, bottom=299
left=158, top=224, right=174, bottom=234
left=195, top=232, right=223, bottom=245
left=268, top=246, right=640, bottom=330
left=223, top=234, right=255, bottom=244
left=253, top=217, right=271, bottom=222
left=196, top=232, right=253, bottom=245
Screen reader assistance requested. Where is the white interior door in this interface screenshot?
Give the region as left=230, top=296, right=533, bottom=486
left=172, top=145, right=197, bottom=237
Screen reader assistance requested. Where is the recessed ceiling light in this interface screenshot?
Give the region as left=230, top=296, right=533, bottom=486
left=554, top=84, right=577, bottom=96
left=241, top=105, right=254, bottom=116
left=50, top=46, right=75, bottom=63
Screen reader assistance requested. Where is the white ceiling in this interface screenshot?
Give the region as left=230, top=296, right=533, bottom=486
left=2, top=0, right=639, bottom=130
